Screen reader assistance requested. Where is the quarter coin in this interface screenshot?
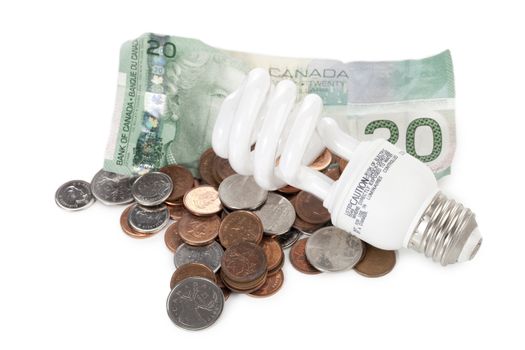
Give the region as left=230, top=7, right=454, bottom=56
left=174, top=242, right=224, bottom=273
left=166, top=277, right=224, bottom=331
left=90, top=169, right=136, bottom=205
left=55, top=180, right=95, bottom=211
left=254, top=193, right=295, bottom=235
left=128, top=203, right=170, bottom=233
left=305, top=226, right=364, bottom=272
left=132, top=172, right=173, bottom=206
left=218, top=174, right=268, bottom=210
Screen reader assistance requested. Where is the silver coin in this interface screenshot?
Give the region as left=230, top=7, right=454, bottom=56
left=218, top=174, right=268, bottom=210
left=166, top=276, right=224, bottom=331
left=131, top=172, right=173, bottom=206
left=254, top=193, right=295, bottom=235
left=277, top=228, right=302, bottom=249
left=55, top=180, right=95, bottom=211
left=128, top=203, right=169, bottom=233
left=305, top=226, right=364, bottom=272
left=174, top=242, right=224, bottom=273
left=90, top=169, right=136, bottom=205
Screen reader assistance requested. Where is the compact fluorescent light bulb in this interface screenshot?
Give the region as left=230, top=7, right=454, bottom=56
left=213, top=68, right=482, bottom=266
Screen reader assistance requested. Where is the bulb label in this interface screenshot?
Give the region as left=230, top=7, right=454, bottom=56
left=344, top=147, right=401, bottom=234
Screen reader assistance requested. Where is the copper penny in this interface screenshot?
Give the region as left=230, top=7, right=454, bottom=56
left=183, top=185, right=222, bottom=216
left=293, top=214, right=325, bottom=235
left=309, top=148, right=332, bottom=171
left=290, top=238, right=321, bottom=274
left=159, top=164, right=194, bottom=204
left=354, top=243, right=396, bottom=277
left=218, top=211, right=263, bottom=249
left=277, top=184, right=300, bottom=194
left=221, top=242, right=267, bottom=283
left=169, top=263, right=217, bottom=289
left=249, top=269, right=284, bottom=297
left=215, top=273, right=231, bottom=300
left=199, top=148, right=219, bottom=187
left=120, top=205, right=149, bottom=239
left=338, top=158, right=349, bottom=172
left=260, top=237, right=284, bottom=273
left=220, top=269, right=268, bottom=293
left=324, top=166, right=341, bottom=181
left=294, top=190, right=331, bottom=224
left=167, top=203, right=186, bottom=221
left=164, top=222, right=184, bottom=253
left=213, top=155, right=236, bottom=182
left=178, top=211, right=220, bottom=246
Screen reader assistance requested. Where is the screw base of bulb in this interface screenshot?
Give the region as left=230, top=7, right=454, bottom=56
left=408, top=192, right=481, bottom=266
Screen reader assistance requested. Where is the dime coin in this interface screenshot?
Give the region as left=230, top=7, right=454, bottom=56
left=90, top=169, right=136, bottom=205
left=260, top=237, right=284, bottom=273
left=159, top=164, right=194, bottom=203
left=305, top=226, right=364, bottom=272
left=354, top=243, right=397, bottom=277
left=218, top=210, right=263, bottom=249
left=213, top=155, right=236, bottom=182
left=221, top=242, right=267, bottom=283
left=120, top=205, right=149, bottom=238
left=276, top=228, right=302, bottom=249
left=199, top=148, right=219, bottom=187
left=55, top=180, right=95, bottom=211
left=132, top=172, right=173, bottom=206
left=308, top=148, right=332, bottom=171
left=218, top=174, right=268, bottom=210
left=289, top=238, right=321, bottom=274
left=254, top=193, right=295, bottom=235
left=178, top=211, right=220, bottom=246
left=128, top=203, right=170, bottom=234
left=166, top=277, right=224, bottom=331
left=167, top=204, right=186, bottom=221
left=183, top=186, right=222, bottom=216
left=169, top=263, right=217, bottom=289
left=294, top=190, right=331, bottom=224
left=249, top=269, right=284, bottom=297
left=174, top=242, right=224, bottom=273
left=164, top=223, right=184, bottom=252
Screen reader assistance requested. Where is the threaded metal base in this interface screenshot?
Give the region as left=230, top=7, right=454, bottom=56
left=408, top=192, right=481, bottom=266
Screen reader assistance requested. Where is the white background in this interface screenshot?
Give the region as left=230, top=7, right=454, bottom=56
left=0, top=1, right=523, bottom=349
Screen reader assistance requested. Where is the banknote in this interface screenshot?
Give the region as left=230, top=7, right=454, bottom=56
left=104, top=33, right=455, bottom=178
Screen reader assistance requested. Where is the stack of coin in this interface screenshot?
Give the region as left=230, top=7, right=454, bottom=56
left=56, top=147, right=397, bottom=331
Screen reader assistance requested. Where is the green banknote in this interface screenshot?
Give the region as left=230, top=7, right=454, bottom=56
left=104, top=33, right=455, bottom=178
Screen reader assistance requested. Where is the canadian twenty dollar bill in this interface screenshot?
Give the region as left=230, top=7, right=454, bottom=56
left=104, top=33, right=455, bottom=178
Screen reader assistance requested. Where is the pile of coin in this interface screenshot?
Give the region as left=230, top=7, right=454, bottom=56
left=56, top=148, right=397, bottom=331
